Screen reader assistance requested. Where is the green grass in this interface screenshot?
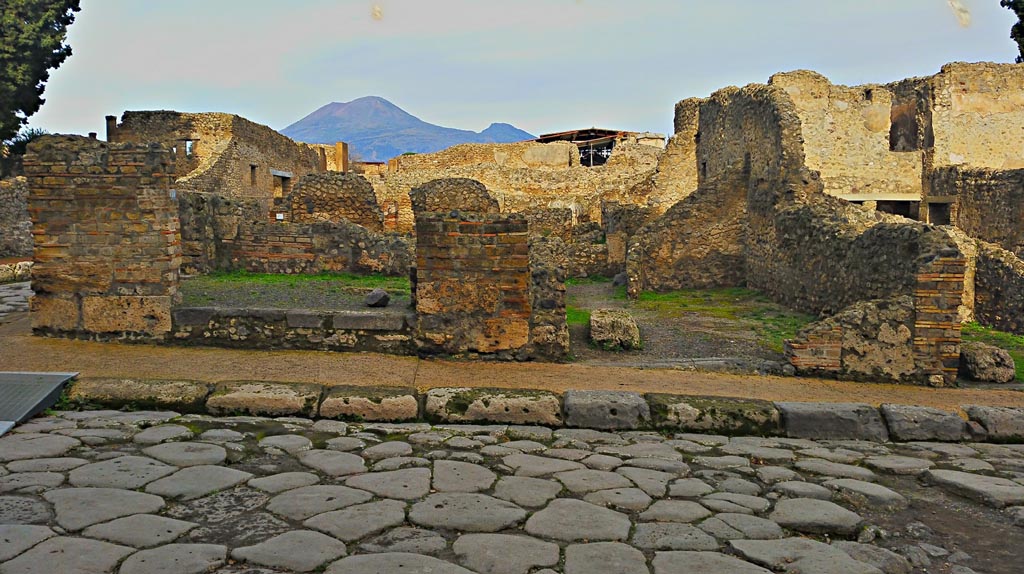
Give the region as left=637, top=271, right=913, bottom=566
left=961, top=322, right=1024, bottom=382
left=566, top=306, right=592, bottom=326
left=633, top=287, right=815, bottom=354
left=565, top=275, right=613, bottom=286
left=197, top=270, right=410, bottom=292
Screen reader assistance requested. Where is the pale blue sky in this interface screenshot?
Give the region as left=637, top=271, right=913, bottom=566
left=28, top=0, right=1020, bottom=138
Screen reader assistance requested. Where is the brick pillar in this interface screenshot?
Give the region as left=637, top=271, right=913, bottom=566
left=24, top=136, right=181, bottom=339
left=414, top=212, right=531, bottom=355
left=913, top=253, right=966, bottom=386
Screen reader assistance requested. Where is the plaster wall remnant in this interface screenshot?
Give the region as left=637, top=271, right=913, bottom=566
left=107, top=111, right=344, bottom=201
left=24, top=135, right=182, bottom=339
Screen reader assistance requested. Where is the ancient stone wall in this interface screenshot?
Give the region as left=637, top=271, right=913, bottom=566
left=974, top=241, right=1024, bottom=335
left=287, top=173, right=384, bottom=232
left=373, top=141, right=661, bottom=233
left=931, top=166, right=1024, bottom=258
left=0, top=177, right=32, bottom=258
left=602, top=202, right=653, bottom=272
left=526, top=237, right=570, bottom=360
left=523, top=208, right=574, bottom=241
left=642, top=98, right=701, bottom=215
left=929, top=62, right=1024, bottom=170
left=410, top=178, right=500, bottom=215
left=769, top=71, right=924, bottom=199
left=24, top=136, right=181, bottom=339
left=110, top=111, right=325, bottom=200
left=178, top=191, right=410, bottom=276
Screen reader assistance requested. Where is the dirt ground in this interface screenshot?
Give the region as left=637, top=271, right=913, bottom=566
left=566, top=282, right=798, bottom=370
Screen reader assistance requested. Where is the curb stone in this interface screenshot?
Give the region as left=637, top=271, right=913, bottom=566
left=59, top=377, right=1024, bottom=444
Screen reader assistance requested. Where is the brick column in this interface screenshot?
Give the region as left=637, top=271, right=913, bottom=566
left=24, top=136, right=181, bottom=339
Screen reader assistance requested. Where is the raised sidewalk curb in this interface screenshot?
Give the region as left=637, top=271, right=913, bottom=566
left=65, top=377, right=1024, bottom=443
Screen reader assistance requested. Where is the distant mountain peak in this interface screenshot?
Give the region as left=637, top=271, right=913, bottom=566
left=280, top=97, right=535, bottom=162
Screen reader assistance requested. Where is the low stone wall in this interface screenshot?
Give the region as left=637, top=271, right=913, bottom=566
left=0, top=177, right=32, bottom=258
left=0, top=261, right=32, bottom=284
left=975, top=241, right=1024, bottom=335
left=287, top=172, right=384, bottom=232
left=170, top=307, right=415, bottom=354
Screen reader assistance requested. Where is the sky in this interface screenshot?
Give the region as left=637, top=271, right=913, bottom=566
left=26, top=0, right=1022, bottom=138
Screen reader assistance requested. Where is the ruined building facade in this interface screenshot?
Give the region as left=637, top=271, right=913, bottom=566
left=627, top=62, right=1024, bottom=386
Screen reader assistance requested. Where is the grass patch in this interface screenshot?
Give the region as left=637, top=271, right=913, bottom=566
left=565, top=275, right=613, bottom=286
left=566, top=306, right=592, bottom=326
left=961, top=322, right=1024, bottom=382
left=196, top=270, right=410, bottom=291
left=634, top=287, right=815, bottom=354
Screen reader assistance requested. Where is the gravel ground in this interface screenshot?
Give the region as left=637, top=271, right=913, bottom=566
left=178, top=277, right=412, bottom=312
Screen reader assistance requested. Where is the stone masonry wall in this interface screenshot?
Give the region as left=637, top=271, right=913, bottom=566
left=931, top=166, right=1024, bottom=259
left=374, top=141, right=661, bottom=233
left=0, top=177, right=32, bottom=258
left=178, top=191, right=410, bottom=277
left=287, top=172, right=384, bottom=232
left=769, top=71, right=923, bottom=199
left=111, top=111, right=325, bottom=200
left=25, top=136, right=182, bottom=339
left=974, top=241, right=1024, bottom=335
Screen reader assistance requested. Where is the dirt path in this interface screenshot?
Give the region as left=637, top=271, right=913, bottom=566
left=2, top=313, right=1023, bottom=413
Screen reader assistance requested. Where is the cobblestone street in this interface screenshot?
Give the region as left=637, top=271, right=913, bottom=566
left=1, top=411, right=1023, bottom=573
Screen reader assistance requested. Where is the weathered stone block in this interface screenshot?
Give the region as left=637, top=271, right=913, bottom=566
left=424, top=387, right=562, bottom=426
left=879, top=404, right=966, bottom=442
left=589, top=309, right=640, bottom=350
left=172, top=307, right=216, bottom=326
left=207, top=381, right=322, bottom=417
left=963, top=405, right=1024, bottom=442
left=647, top=394, right=781, bottom=435
left=68, top=378, right=209, bottom=413
left=286, top=311, right=325, bottom=329
left=81, top=296, right=172, bottom=334
left=563, top=390, right=650, bottom=430
left=319, top=386, right=419, bottom=421
left=776, top=402, right=888, bottom=442
left=30, top=295, right=79, bottom=331
left=332, top=311, right=405, bottom=332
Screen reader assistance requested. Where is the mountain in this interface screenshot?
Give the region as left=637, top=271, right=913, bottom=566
left=280, top=96, right=535, bottom=162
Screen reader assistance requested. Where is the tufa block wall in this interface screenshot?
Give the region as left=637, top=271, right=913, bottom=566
left=0, top=177, right=32, bottom=258
left=24, top=136, right=181, bottom=339
left=974, top=241, right=1024, bottom=335
left=286, top=172, right=384, bottom=232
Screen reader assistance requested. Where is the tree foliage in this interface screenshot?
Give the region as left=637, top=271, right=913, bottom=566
left=1003, top=0, right=1024, bottom=63
left=0, top=0, right=81, bottom=142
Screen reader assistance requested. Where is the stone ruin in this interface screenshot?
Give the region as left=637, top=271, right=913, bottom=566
left=15, top=61, right=1024, bottom=384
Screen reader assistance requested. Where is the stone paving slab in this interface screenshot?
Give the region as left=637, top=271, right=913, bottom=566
left=0, top=410, right=1022, bottom=574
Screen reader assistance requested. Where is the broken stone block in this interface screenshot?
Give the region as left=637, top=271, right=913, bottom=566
left=319, top=386, right=419, bottom=422
left=962, top=405, right=1024, bottom=441
left=775, top=402, right=888, bottom=442
left=424, top=387, right=562, bottom=426
left=81, top=295, right=172, bottom=335
left=365, top=288, right=390, bottom=308
left=879, top=404, right=966, bottom=442
left=589, top=309, right=640, bottom=350
left=959, top=341, right=1016, bottom=383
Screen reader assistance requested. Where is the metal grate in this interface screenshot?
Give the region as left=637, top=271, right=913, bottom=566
left=0, top=372, right=78, bottom=432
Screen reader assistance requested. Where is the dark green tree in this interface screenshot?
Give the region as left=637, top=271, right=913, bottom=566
left=1003, top=0, right=1024, bottom=63
left=0, top=0, right=81, bottom=142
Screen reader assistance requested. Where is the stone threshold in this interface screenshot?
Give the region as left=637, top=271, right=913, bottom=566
left=64, top=377, right=1024, bottom=444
